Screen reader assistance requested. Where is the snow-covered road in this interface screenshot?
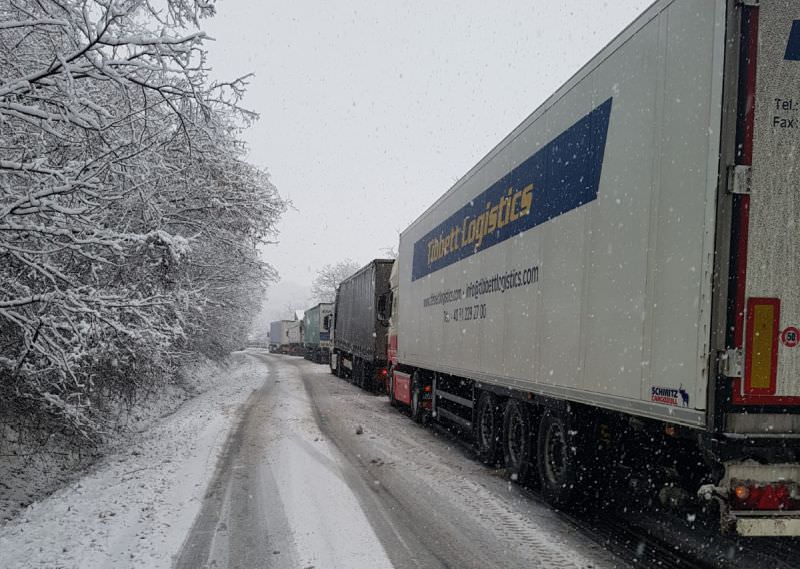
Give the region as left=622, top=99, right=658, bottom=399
left=0, top=351, right=623, bottom=568
left=176, top=352, right=620, bottom=569
left=174, top=353, right=394, bottom=569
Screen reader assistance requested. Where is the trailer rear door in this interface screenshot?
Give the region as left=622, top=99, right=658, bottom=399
left=735, top=1, right=800, bottom=406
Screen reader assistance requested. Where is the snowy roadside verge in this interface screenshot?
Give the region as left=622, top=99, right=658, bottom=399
left=0, top=355, right=228, bottom=524
left=0, top=350, right=268, bottom=569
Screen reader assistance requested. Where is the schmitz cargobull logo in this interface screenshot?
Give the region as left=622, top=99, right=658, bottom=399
left=651, top=385, right=689, bottom=407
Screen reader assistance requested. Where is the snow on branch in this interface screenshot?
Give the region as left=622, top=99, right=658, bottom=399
left=0, top=19, right=69, bottom=30
left=0, top=0, right=286, bottom=440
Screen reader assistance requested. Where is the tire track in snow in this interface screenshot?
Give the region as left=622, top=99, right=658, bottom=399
left=178, top=353, right=395, bottom=569
left=174, top=356, right=299, bottom=569
left=290, top=357, right=622, bottom=569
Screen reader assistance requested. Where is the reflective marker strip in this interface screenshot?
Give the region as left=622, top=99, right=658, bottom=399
left=744, top=298, right=780, bottom=395
left=749, top=305, right=775, bottom=389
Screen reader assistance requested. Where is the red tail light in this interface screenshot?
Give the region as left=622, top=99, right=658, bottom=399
left=732, top=481, right=800, bottom=511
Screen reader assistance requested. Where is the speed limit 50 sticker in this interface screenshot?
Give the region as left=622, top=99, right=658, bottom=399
left=781, top=327, right=800, bottom=348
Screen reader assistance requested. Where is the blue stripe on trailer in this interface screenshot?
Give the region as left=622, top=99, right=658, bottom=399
left=412, top=97, right=613, bottom=282
left=785, top=20, right=800, bottom=60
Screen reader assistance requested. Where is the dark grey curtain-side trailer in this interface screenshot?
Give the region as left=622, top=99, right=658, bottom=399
left=387, top=0, right=800, bottom=536
left=331, top=259, right=393, bottom=391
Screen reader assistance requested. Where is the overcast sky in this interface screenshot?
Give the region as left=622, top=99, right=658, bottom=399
left=203, top=0, right=653, bottom=319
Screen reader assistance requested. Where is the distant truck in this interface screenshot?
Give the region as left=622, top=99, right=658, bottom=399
left=381, top=0, right=800, bottom=537
left=269, top=319, right=303, bottom=355
left=268, top=320, right=288, bottom=353
left=303, top=302, right=334, bottom=363
left=286, top=319, right=302, bottom=347
left=330, top=259, right=393, bottom=391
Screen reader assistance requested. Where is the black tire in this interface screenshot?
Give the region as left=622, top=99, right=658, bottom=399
left=363, top=361, right=374, bottom=392
left=388, top=368, right=397, bottom=407
left=410, top=372, right=423, bottom=423
left=537, top=409, right=584, bottom=509
left=503, top=399, right=534, bottom=484
left=354, top=357, right=363, bottom=388
left=475, top=392, right=503, bottom=466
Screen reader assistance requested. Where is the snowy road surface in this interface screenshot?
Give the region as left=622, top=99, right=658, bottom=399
left=174, top=354, right=394, bottom=569
left=0, top=351, right=622, bottom=568
left=176, top=352, right=617, bottom=569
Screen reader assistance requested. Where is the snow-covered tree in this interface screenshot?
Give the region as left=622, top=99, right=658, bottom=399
left=310, top=259, right=362, bottom=303
left=0, top=0, right=284, bottom=439
left=381, top=245, right=398, bottom=259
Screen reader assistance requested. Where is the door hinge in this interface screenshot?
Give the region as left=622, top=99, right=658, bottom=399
left=720, top=348, right=743, bottom=378
left=727, top=165, right=752, bottom=195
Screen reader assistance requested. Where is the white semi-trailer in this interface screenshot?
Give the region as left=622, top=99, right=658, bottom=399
left=269, top=320, right=289, bottom=353
left=286, top=319, right=302, bottom=347
left=385, top=0, right=800, bottom=536
left=269, top=319, right=303, bottom=354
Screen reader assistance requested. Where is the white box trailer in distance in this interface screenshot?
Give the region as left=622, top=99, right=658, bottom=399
left=286, top=320, right=302, bottom=346
left=387, top=0, right=800, bottom=535
left=269, top=320, right=289, bottom=352
left=269, top=319, right=302, bottom=354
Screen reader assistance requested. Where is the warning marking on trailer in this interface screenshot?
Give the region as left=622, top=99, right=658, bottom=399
left=781, top=326, right=800, bottom=348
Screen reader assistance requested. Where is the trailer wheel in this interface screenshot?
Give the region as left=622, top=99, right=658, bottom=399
left=476, top=392, right=503, bottom=466
left=537, top=409, right=581, bottom=508
left=388, top=368, right=397, bottom=407
left=353, top=357, right=364, bottom=389
left=503, top=399, right=533, bottom=484
left=363, top=361, right=374, bottom=392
